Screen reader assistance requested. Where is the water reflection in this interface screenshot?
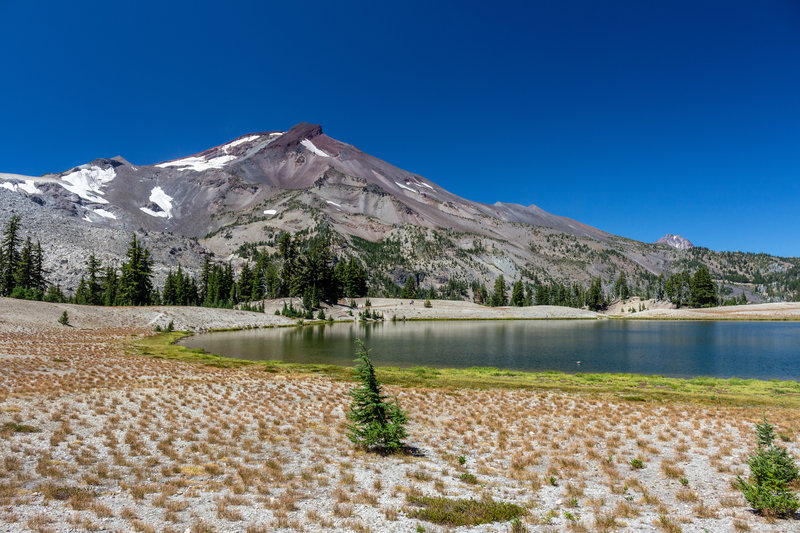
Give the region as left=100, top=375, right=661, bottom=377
left=181, top=320, right=800, bottom=380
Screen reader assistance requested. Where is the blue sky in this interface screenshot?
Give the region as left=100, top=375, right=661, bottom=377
left=1, top=1, right=799, bottom=256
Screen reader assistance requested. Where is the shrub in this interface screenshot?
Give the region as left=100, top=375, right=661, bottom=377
left=735, top=417, right=799, bottom=516
left=459, top=472, right=478, bottom=484
left=58, top=311, right=69, bottom=326
left=424, top=299, right=432, bottom=308
left=407, top=495, right=525, bottom=526
left=346, top=340, right=408, bottom=453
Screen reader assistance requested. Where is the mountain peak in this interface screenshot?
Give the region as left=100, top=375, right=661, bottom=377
left=281, top=122, right=322, bottom=142
left=656, top=234, right=694, bottom=250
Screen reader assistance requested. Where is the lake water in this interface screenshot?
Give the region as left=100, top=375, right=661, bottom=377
left=180, top=320, right=800, bottom=380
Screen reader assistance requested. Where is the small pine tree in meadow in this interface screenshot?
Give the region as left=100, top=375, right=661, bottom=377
left=58, top=311, right=69, bottom=326
left=346, top=340, right=407, bottom=453
left=735, top=416, right=799, bottom=517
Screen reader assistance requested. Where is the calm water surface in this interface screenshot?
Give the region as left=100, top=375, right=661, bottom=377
left=181, top=320, right=800, bottom=380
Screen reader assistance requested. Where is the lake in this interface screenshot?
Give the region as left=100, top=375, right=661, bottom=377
left=180, top=320, right=800, bottom=380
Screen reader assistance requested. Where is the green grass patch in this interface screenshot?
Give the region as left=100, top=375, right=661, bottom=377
left=2, top=422, right=40, bottom=433
left=130, top=332, right=800, bottom=409
left=407, top=495, right=525, bottom=526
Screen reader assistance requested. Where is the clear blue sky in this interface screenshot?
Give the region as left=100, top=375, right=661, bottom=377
left=1, top=1, right=799, bottom=256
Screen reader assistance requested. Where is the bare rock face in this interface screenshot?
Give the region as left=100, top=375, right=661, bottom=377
left=656, top=234, right=694, bottom=250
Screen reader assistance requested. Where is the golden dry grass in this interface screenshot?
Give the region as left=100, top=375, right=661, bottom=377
left=0, top=322, right=799, bottom=531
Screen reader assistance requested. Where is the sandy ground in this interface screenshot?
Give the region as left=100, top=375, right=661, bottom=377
left=1, top=297, right=799, bottom=532
left=631, top=301, right=800, bottom=320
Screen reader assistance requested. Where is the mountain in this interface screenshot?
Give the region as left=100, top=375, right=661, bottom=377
left=0, top=123, right=797, bottom=301
left=656, top=234, right=694, bottom=250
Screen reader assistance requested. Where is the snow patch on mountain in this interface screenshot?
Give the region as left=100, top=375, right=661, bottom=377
left=1, top=180, right=43, bottom=194
left=263, top=209, right=277, bottom=216
left=224, top=135, right=262, bottom=151
left=93, top=209, right=117, bottom=220
left=395, top=181, right=418, bottom=194
left=300, top=139, right=330, bottom=158
left=58, top=166, right=116, bottom=204
left=326, top=200, right=342, bottom=208
left=149, top=187, right=173, bottom=218
left=156, top=154, right=237, bottom=172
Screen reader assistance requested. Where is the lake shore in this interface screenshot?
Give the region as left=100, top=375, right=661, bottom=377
left=2, top=297, right=800, bottom=531
left=3, top=297, right=799, bottom=335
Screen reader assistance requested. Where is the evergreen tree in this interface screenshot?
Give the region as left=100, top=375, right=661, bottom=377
left=614, top=271, right=629, bottom=300
left=472, top=283, right=487, bottom=304
left=510, top=280, right=525, bottom=306
left=13, top=236, right=34, bottom=293
left=490, top=275, right=507, bottom=306
left=735, top=417, right=799, bottom=516
left=689, top=266, right=717, bottom=308
left=118, top=234, right=153, bottom=306
left=29, top=241, right=45, bottom=295
left=200, top=256, right=211, bottom=303
left=43, top=284, right=66, bottom=303
left=343, top=258, right=368, bottom=298
left=586, top=278, right=605, bottom=311
left=103, top=266, right=118, bottom=306
left=665, top=271, right=691, bottom=308
left=346, top=340, right=407, bottom=453
left=655, top=273, right=666, bottom=301
left=535, top=283, right=548, bottom=306
left=84, top=254, right=103, bottom=305
left=238, top=262, right=253, bottom=302
left=0, top=215, right=21, bottom=296
left=74, top=276, right=90, bottom=305
left=401, top=275, right=417, bottom=299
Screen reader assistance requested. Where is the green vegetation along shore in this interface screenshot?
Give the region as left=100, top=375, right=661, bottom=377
left=130, top=331, right=800, bottom=410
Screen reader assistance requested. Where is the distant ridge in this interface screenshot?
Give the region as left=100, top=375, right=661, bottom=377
left=656, top=234, right=694, bottom=250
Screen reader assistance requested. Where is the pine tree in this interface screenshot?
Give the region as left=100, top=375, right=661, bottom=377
left=118, top=234, right=153, bottom=306
left=490, top=275, right=507, bottom=306
left=689, top=266, right=717, bottom=308
left=510, top=280, right=525, bottom=306
left=30, top=241, right=45, bottom=294
left=586, top=278, right=605, bottom=311
left=535, top=283, right=548, bottom=306
left=0, top=215, right=21, bottom=296
left=665, top=271, right=691, bottom=308
left=103, top=266, right=118, bottom=306
left=614, top=271, right=629, bottom=300
left=84, top=254, right=103, bottom=305
left=200, top=256, right=211, bottom=303
left=346, top=340, right=407, bottom=454
left=401, top=275, right=417, bottom=299
left=735, top=417, right=799, bottom=516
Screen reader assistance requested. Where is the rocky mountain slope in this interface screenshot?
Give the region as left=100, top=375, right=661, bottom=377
left=1, top=123, right=797, bottom=300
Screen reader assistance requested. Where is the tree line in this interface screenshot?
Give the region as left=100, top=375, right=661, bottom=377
left=0, top=216, right=369, bottom=309
left=1, top=214, right=733, bottom=311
